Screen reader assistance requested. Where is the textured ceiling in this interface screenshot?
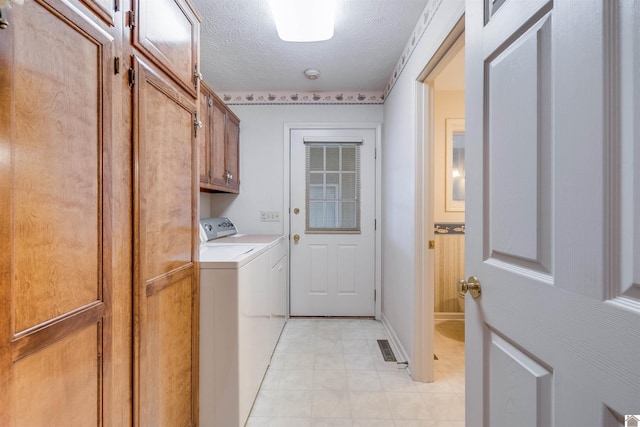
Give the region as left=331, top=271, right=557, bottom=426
left=190, top=0, right=430, bottom=93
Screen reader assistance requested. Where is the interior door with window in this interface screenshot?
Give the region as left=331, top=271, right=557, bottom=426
left=290, top=128, right=376, bottom=316
left=465, top=0, right=640, bottom=424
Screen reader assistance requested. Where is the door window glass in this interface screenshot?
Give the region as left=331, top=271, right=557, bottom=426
left=305, top=142, right=360, bottom=233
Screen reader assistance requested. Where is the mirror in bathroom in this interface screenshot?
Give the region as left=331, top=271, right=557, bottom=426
left=445, top=118, right=466, bottom=212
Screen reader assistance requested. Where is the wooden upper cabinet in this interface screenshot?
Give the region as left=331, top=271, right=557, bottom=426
left=0, top=0, right=114, bottom=424
left=199, top=82, right=241, bottom=193
left=198, top=85, right=212, bottom=184
left=79, top=0, right=115, bottom=25
left=131, top=0, right=201, bottom=98
left=209, top=95, right=230, bottom=188
left=225, top=112, right=240, bottom=192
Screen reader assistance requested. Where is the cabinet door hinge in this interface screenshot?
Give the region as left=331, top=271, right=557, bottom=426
left=193, top=112, right=203, bottom=137
left=126, top=10, right=136, bottom=29
left=114, top=56, right=120, bottom=75
left=193, top=64, right=203, bottom=90
left=208, top=95, right=213, bottom=108
left=128, top=67, right=136, bottom=87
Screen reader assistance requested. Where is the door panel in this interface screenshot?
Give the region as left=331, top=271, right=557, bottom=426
left=290, top=128, right=376, bottom=316
left=210, top=97, right=227, bottom=187
left=199, top=86, right=211, bottom=184
left=140, top=274, right=195, bottom=426
left=225, top=113, right=240, bottom=192
left=132, top=55, right=198, bottom=427
left=486, top=331, right=552, bottom=426
left=487, top=13, right=552, bottom=274
left=466, top=0, right=640, bottom=424
left=0, top=0, right=113, bottom=425
left=132, top=0, right=200, bottom=98
left=14, top=325, right=100, bottom=425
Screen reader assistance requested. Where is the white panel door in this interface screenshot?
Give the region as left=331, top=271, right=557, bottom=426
left=465, top=0, right=640, bottom=425
left=290, top=128, right=376, bottom=316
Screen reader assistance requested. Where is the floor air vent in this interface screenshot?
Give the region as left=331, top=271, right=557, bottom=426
left=377, top=339, right=397, bottom=362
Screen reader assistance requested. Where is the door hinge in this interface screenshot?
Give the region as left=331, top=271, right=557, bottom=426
left=374, top=219, right=377, bottom=230
left=114, top=0, right=119, bottom=12
left=193, top=64, right=203, bottom=90
left=128, top=67, right=135, bottom=87
left=114, top=56, right=120, bottom=75
left=126, top=10, right=136, bottom=29
left=428, top=240, right=435, bottom=249
left=374, top=289, right=377, bottom=302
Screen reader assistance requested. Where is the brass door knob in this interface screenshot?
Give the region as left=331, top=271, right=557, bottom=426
left=457, top=276, right=481, bottom=299
left=293, top=234, right=300, bottom=243
left=293, top=208, right=300, bottom=215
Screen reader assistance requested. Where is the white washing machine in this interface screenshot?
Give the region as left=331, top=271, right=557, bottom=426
left=198, top=218, right=286, bottom=427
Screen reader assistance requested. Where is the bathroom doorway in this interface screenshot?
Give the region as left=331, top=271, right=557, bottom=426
left=428, top=32, right=466, bottom=389
left=413, top=17, right=466, bottom=388
left=429, top=38, right=466, bottom=317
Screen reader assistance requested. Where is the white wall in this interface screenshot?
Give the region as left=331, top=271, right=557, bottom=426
left=201, top=104, right=383, bottom=234
left=381, top=0, right=464, bottom=367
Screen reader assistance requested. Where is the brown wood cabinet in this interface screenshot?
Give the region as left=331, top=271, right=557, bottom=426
left=199, top=82, right=241, bottom=193
left=128, top=1, right=200, bottom=425
left=1, top=0, right=201, bottom=425
left=0, top=0, right=120, bottom=425
left=131, top=55, right=199, bottom=427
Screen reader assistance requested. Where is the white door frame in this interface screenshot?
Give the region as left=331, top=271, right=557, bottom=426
left=283, top=123, right=383, bottom=319
left=412, top=16, right=465, bottom=383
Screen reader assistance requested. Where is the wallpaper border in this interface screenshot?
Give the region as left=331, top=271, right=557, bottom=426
left=434, top=223, right=465, bottom=235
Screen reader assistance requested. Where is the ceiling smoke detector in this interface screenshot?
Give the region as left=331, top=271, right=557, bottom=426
left=304, top=69, right=320, bottom=80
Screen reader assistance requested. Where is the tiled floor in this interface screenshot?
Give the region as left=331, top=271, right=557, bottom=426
left=247, top=318, right=465, bottom=427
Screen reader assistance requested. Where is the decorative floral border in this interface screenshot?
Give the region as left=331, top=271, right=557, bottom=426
left=384, top=0, right=444, bottom=100
left=434, top=223, right=465, bottom=235
left=220, top=0, right=444, bottom=106
left=222, top=90, right=385, bottom=106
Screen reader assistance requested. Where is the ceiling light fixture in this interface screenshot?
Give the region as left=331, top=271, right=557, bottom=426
left=304, top=69, right=320, bottom=80
left=267, top=0, right=336, bottom=42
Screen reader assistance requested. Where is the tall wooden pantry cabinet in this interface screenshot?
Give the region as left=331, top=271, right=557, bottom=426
left=0, top=0, right=201, bottom=425
left=128, top=0, right=201, bottom=425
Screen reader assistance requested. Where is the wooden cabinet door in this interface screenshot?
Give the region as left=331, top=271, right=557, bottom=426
left=131, top=55, right=199, bottom=427
left=225, top=113, right=240, bottom=193
left=0, top=0, right=114, bottom=425
left=199, top=85, right=212, bottom=184
left=209, top=96, right=229, bottom=188
left=132, top=0, right=200, bottom=98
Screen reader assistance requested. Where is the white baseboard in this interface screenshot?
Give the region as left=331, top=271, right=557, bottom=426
left=380, top=313, right=412, bottom=376
left=434, top=312, right=465, bottom=320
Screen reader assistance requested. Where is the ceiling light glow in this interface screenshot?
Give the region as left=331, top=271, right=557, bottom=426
left=268, top=0, right=336, bottom=42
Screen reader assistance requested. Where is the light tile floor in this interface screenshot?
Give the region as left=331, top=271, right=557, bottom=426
left=247, top=318, right=465, bottom=427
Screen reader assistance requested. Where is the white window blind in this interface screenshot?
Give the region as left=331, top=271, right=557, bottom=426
left=304, top=139, right=361, bottom=233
